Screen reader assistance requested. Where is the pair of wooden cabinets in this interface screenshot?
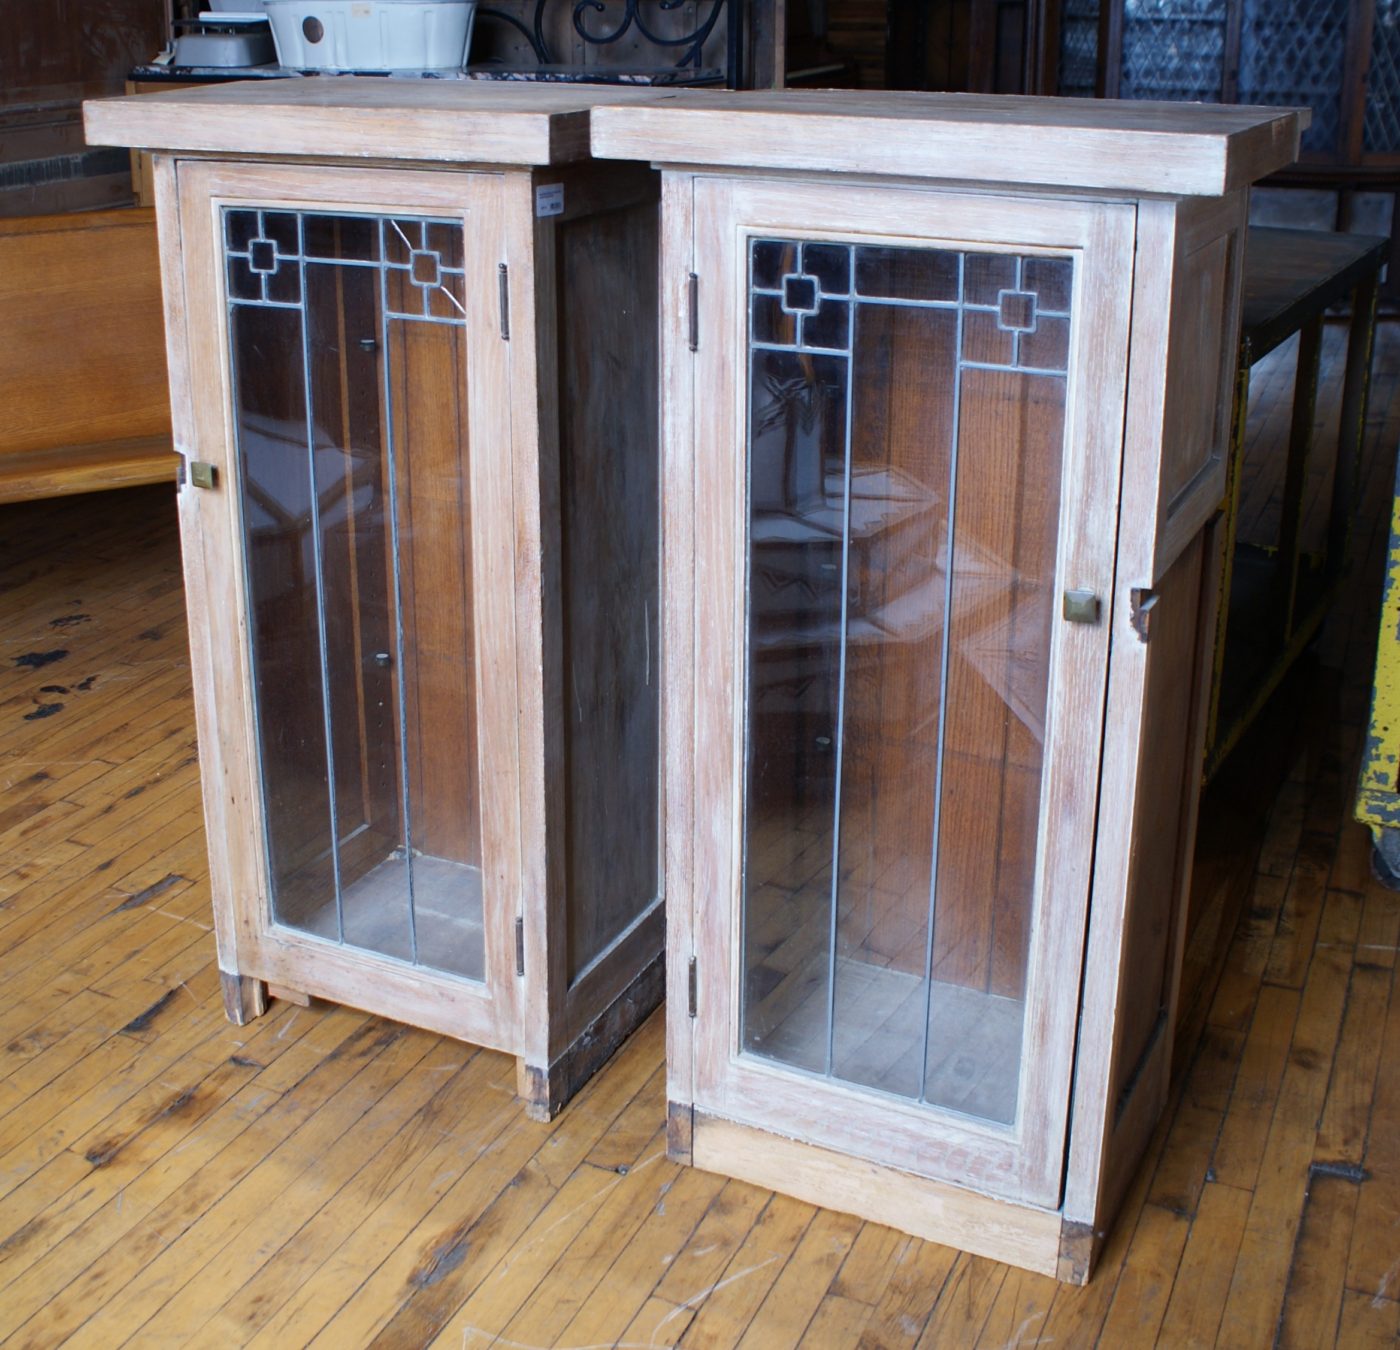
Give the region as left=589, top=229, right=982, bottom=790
left=86, top=83, right=1305, bottom=1278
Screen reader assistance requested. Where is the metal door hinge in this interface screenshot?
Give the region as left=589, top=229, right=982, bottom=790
left=514, top=916, right=525, bottom=976
left=687, top=956, right=697, bottom=1017
left=687, top=272, right=699, bottom=352
left=498, top=263, right=510, bottom=340
left=188, top=461, right=217, bottom=490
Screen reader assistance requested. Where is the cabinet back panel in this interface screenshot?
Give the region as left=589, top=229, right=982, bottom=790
left=306, top=259, right=399, bottom=869
left=387, top=304, right=481, bottom=872
left=556, top=198, right=662, bottom=985
left=231, top=298, right=337, bottom=925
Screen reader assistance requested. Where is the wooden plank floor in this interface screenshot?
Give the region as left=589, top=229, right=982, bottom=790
left=2, top=321, right=1400, bottom=1347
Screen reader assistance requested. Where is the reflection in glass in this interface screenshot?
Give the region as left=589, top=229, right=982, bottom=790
left=740, top=238, right=1071, bottom=1125
left=225, top=207, right=484, bottom=981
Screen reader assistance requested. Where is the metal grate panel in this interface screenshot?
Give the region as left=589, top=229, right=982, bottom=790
left=1238, top=0, right=1349, bottom=156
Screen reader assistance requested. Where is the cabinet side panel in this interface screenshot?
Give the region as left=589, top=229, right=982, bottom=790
left=556, top=193, right=662, bottom=984
left=1106, top=528, right=1207, bottom=1110
left=1155, top=193, right=1246, bottom=574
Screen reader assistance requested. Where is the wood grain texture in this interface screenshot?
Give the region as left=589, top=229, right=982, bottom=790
left=84, top=80, right=672, bottom=168
left=0, top=312, right=1396, bottom=1341
left=161, top=149, right=661, bottom=1118
left=0, top=207, right=174, bottom=502
left=553, top=190, right=662, bottom=985
left=677, top=172, right=1135, bottom=1226
left=691, top=1113, right=1065, bottom=1279
left=590, top=90, right=1307, bottom=196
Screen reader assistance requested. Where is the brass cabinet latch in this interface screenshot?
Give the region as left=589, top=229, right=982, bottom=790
left=188, top=461, right=217, bottom=490
left=1062, top=589, right=1101, bottom=625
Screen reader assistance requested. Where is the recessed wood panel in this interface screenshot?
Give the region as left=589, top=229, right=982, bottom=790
left=556, top=197, right=662, bottom=985
left=1162, top=230, right=1235, bottom=509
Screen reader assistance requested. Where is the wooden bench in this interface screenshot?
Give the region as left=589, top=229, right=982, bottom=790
left=0, top=208, right=175, bottom=504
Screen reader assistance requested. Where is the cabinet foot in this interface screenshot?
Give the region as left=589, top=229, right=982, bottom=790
left=667, top=1101, right=694, bottom=1165
left=1056, top=1220, right=1098, bottom=1286
left=219, top=971, right=269, bottom=1026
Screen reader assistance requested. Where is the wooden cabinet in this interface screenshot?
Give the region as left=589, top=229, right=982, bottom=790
left=593, top=90, right=1307, bottom=1278
left=84, top=82, right=665, bottom=1119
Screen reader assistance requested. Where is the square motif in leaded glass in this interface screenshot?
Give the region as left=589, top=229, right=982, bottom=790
left=802, top=243, right=851, bottom=296
left=225, top=210, right=259, bottom=254
left=752, top=239, right=798, bottom=291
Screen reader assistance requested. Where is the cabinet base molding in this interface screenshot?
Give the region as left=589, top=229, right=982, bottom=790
left=519, top=951, right=665, bottom=1121
left=265, top=983, right=311, bottom=1008
left=687, top=1110, right=1086, bottom=1283
left=219, top=971, right=268, bottom=1026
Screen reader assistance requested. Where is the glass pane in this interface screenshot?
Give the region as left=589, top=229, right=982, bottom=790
left=1366, top=0, right=1400, bottom=154
left=1238, top=0, right=1349, bottom=157
left=1058, top=0, right=1100, bottom=97
left=1118, top=0, right=1226, bottom=103
left=740, top=239, right=1071, bottom=1127
left=227, top=206, right=484, bottom=982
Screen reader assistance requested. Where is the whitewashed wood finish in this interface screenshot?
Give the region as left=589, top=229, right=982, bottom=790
left=1070, top=533, right=1211, bottom=1247
left=1059, top=198, right=1177, bottom=1236
left=1106, top=192, right=1249, bottom=586
left=156, top=153, right=246, bottom=989
left=85, top=81, right=670, bottom=168
left=1154, top=191, right=1250, bottom=575
left=676, top=175, right=1135, bottom=1210
left=1060, top=198, right=1239, bottom=1233
left=692, top=1114, right=1067, bottom=1279
left=661, top=169, right=698, bottom=1129
left=166, top=148, right=665, bottom=1118
left=175, top=159, right=272, bottom=995
left=591, top=91, right=1307, bottom=197
left=171, top=159, right=524, bottom=1055
left=504, top=168, right=557, bottom=1097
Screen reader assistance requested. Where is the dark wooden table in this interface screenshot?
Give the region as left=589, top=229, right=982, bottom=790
left=1205, top=225, right=1389, bottom=778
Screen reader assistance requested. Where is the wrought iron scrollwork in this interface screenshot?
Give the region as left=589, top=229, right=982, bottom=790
left=477, top=1, right=552, bottom=64
left=573, top=0, right=728, bottom=69
left=477, top=0, right=732, bottom=76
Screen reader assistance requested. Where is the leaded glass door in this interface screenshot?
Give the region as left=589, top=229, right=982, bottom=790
left=685, top=179, right=1135, bottom=1205
left=177, top=162, right=521, bottom=1045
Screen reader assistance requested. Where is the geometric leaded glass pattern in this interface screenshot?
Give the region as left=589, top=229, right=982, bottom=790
left=749, top=239, right=1072, bottom=376
left=1239, top=0, right=1349, bottom=156
left=741, top=236, right=1074, bottom=1125
left=221, top=206, right=483, bottom=983
left=1366, top=0, right=1400, bottom=153
left=1119, top=0, right=1227, bottom=103
left=1059, top=0, right=1102, bottom=97
left=224, top=208, right=467, bottom=325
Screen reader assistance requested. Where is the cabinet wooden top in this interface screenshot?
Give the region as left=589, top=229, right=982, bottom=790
left=590, top=91, right=1309, bottom=197
left=84, top=79, right=671, bottom=167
